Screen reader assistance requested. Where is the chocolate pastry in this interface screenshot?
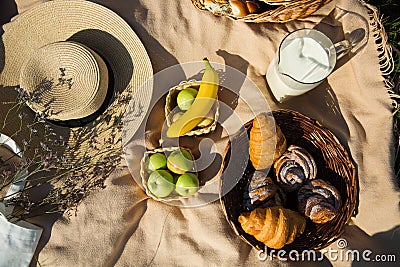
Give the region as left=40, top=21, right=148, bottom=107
left=249, top=112, right=287, bottom=170
left=243, top=171, right=285, bottom=211
left=239, top=206, right=306, bottom=249
left=274, top=145, right=317, bottom=192
left=297, top=179, right=342, bottom=224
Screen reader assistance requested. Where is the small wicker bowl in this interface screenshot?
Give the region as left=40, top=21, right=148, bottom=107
left=140, top=147, right=197, bottom=202
left=191, top=0, right=332, bottom=23
left=165, top=80, right=219, bottom=136
left=219, top=109, right=358, bottom=255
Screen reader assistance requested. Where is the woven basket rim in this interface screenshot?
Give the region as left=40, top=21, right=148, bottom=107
left=164, top=80, right=219, bottom=136
left=140, top=147, right=197, bottom=202
left=191, top=0, right=333, bottom=23
left=219, top=109, right=358, bottom=254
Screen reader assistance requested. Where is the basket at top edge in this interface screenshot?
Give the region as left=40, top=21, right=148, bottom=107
left=191, top=0, right=332, bottom=23
left=140, top=147, right=198, bottom=202
left=219, top=109, right=358, bottom=255
left=165, top=80, right=219, bottom=137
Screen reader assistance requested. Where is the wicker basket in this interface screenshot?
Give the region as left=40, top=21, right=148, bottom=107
left=191, top=0, right=332, bottom=23
left=219, top=109, right=358, bottom=255
left=140, top=147, right=197, bottom=202
left=165, top=80, right=219, bottom=136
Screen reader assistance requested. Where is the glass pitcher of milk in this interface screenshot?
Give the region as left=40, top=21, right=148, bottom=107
left=266, top=28, right=351, bottom=102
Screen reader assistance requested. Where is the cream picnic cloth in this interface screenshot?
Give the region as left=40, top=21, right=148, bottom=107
left=1, top=0, right=399, bottom=266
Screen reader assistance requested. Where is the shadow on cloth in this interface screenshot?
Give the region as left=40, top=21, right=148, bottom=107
left=29, top=213, right=62, bottom=267
left=1, top=6, right=153, bottom=266
left=216, top=49, right=248, bottom=125
left=104, top=197, right=149, bottom=267
left=92, top=0, right=182, bottom=74
left=0, top=0, right=18, bottom=35
left=313, top=7, right=369, bottom=71
left=0, top=0, right=18, bottom=74
left=279, top=82, right=352, bottom=149
left=0, top=89, right=67, bottom=267
left=341, top=224, right=400, bottom=266
left=0, top=39, right=4, bottom=76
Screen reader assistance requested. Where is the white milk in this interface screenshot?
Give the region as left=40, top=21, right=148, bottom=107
left=267, top=36, right=332, bottom=102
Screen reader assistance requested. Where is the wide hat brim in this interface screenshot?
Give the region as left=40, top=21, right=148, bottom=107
left=0, top=0, right=153, bottom=163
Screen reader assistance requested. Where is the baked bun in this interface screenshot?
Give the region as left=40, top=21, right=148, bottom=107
left=230, top=0, right=249, bottom=17
left=245, top=0, right=260, bottom=14
left=274, top=145, right=317, bottom=192
left=243, top=171, right=286, bottom=211
left=297, top=179, right=341, bottom=224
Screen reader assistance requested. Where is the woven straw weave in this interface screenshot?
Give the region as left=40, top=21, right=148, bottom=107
left=140, top=147, right=197, bottom=202
left=0, top=0, right=154, bottom=163
left=165, top=80, right=219, bottom=137
left=191, top=0, right=332, bottom=23
left=20, top=41, right=109, bottom=121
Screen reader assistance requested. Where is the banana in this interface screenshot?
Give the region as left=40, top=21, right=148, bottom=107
left=167, top=58, right=219, bottom=137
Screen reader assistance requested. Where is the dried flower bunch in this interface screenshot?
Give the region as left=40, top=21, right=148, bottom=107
left=0, top=85, right=130, bottom=220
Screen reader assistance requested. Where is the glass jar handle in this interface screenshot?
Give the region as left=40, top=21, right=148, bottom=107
left=334, top=39, right=352, bottom=60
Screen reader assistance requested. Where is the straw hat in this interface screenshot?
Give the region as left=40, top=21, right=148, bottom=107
left=19, top=41, right=110, bottom=121
left=0, top=0, right=153, bottom=162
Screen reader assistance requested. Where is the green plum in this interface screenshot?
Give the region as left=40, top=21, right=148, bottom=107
left=167, top=149, right=194, bottom=174
left=147, top=170, right=174, bottom=198
left=146, top=153, right=167, bottom=172
left=177, top=88, right=198, bottom=111
left=175, top=173, right=199, bottom=196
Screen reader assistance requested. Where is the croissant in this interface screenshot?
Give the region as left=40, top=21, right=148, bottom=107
left=243, top=171, right=286, bottom=211
left=274, top=145, right=317, bottom=192
left=249, top=113, right=287, bottom=170
left=239, top=206, right=306, bottom=249
left=297, top=179, right=341, bottom=224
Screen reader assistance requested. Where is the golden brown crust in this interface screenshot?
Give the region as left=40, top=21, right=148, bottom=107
left=245, top=1, right=260, bottom=14
left=243, top=171, right=285, bottom=211
left=274, top=145, right=317, bottom=192
left=238, top=206, right=306, bottom=249
left=249, top=113, right=287, bottom=170
left=297, top=179, right=341, bottom=224
left=230, top=0, right=249, bottom=17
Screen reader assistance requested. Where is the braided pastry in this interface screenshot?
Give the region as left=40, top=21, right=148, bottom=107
left=274, top=145, right=317, bottom=192
left=297, top=179, right=341, bottom=224
left=249, top=112, right=287, bottom=170
left=239, top=206, right=306, bottom=249
left=243, top=171, right=286, bottom=211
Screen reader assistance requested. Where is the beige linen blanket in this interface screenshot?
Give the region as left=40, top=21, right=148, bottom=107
left=1, top=0, right=399, bottom=266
